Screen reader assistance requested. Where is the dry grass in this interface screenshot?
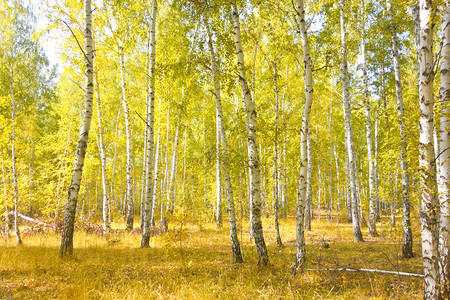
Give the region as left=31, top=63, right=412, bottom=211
left=0, top=214, right=424, bottom=299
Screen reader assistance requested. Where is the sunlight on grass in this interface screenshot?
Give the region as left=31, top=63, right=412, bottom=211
left=0, top=214, right=424, bottom=299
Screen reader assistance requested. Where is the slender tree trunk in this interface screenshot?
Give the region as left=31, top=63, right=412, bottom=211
left=119, top=49, right=134, bottom=231
left=329, top=96, right=333, bottom=224
left=161, top=108, right=170, bottom=218
left=151, top=130, right=160, bottom=227
left=294, top=0, right=314, bottom=269
left=387, top=0, right=413, bottom=258
left=340, top=0, right=363, bottom=242
left=204, top=11, right=243, bottom=262
left=94, top=70, right=111, bottom=232
left=232, top=3, right=268, bottom=266
left=167, top=123, right=179, bottom=214
left=361, top=0, right=377, bottom=237
left=60, top=0, right=94, bottom=257
left=216, top=104, right=222, bottom=229
left=305, top=127, right=312, bottom=230
left=438, top=2, right=450, bottom=295
left=2, top=158, right=10, bottom=237
left=54, top=123, right=72, bottom=222
left=9, top=65, right=22, bottom=246
left=417, top=1, right=439, bottom=298
left=141, top=0, right=157, bottom=248
left=273, top=61, right=283, bottom=248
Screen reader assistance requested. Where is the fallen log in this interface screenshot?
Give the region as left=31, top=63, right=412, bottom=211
left=8, top=211, right=56, bottom=229
left=305, top=268, right=424, bottom=278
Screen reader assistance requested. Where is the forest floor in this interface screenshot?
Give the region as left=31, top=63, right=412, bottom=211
left=0, top=213, right=424, bottom=299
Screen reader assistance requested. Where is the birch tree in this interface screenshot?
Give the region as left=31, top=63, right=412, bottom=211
left=438, top=2, right=450, bottom=295
left=94, top=69, right=111, bottom=232
left=361, top=0, right=377, bottom=237
left=60, top=0, right=94, bottom=257
left=340, top=0, right=363, bottom=242
left=417, top=0, right=439, bottom=298
left=386, top=0, right=413, bottom=258
left=232, top=3, right=269, bottom=266
left=119, top=48, right=135, bottom=230
left=294, top=0, right=314, bottom=269
left=203, top=5, right=243, bottom=263
left=141, top=0, right=157, bottom=248
left=9, top=64, right=22, bottom=246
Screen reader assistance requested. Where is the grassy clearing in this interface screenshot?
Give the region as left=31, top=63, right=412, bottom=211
left=0, top=215, right=424, bottom=299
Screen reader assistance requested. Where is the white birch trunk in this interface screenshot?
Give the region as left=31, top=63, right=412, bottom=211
left=305, top=127, right=312, bottom=230
left=2, top=158, right=10, bottom=237
left=141, top=0, right=157, bottom=248
left=204, top=11, right=243, bottom=262
left=9, top=65, right=22, bottom=246
left=216, top=102, right=222, bottom=229
left=119, top=49, right=134, bottom=230
left=60, top=0, right=94, bottom=257
left=232, top=3, right=269, bottom=266
left=151, top=130, right=160, bottom=227
left=167, top=124, right=179, bottom=214
left=94, top=70, right=111, bottom=232
left=438, top=2, right=450, bottom=295
left=340, top=0, right=363, bottom=242
left=361, top=0, right=377, bottom=237
left=273, top=61, right=282, bottom=248
left=329, top=96, right=333, bottom=223
left=294, top=0, right=314, bottom=269
left=417, top=1, right=439, bottom=298
left=387, top=0, right=413, bottom=258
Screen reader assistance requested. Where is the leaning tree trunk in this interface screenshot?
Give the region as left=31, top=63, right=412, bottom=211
left=232, top=3, right=269, bottom=266
left=9, top=65, right=22, bottom=246
left=119, top=48, right=134, bottom=231
left=361, top=0, right=377, bottom=237
left=417, top=0, right=439, bottom=298
left=294, top=0, right=314, bottom=270
left=141, top=0, right=157, bottom=248
left=340, top=0, right=363, bottom=242
left=94, top=70, right=111, bottom=233
left=60, top=0, right=94, bottom=257
left=204, top=10, right=243, bottom=263
left=438, top=2, right=450, bottom=295
left=387, top=0, right=413, bottom=258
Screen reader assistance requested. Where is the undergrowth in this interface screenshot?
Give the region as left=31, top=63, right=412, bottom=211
left=0, top=215, right=424, bottom=299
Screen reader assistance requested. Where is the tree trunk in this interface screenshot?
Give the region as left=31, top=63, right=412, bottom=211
left=216, top=102, right=222, bottom=229
left=417, top=1, right=439, bottom=298
left=141, top=0, right=157, bottom=248
left=273, top=60, right=283, bottom=248
left=340, top=0, right=363, bottom=242
left=167, top=123, right=180, bottom=215
left=438, top=2, right=450, bottom=295
left=94, top=70, right=111, bottom=233
left=305, top=127, right=312, bottom=230
left=232, top=3, right=268, bottom=266
left=60, top=0, right=94, bottom=257
left=387, top=0, right=413, bottom=258
left=361, top=0, right=377, bottom=237
left=294, top=0, right=314, bottom=269
left=151, top=130, right=160, bottom=227
left=2, top=158, right=10, bottom=237
left=119, top=49, right=134, bottom=231
left=204, top=11, right=243, bottom=262
left=328, top=95, right=333, bottom=224
left=9, top=65, right=22, bottom=246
